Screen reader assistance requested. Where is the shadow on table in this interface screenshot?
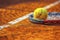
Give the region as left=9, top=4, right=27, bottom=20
left=43, top=23, right=60, bottom=26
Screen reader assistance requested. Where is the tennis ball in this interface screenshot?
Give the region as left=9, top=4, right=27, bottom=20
left=33, top=8, right=48, bottom=20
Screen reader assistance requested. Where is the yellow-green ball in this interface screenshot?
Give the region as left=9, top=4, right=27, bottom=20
left=34, top=8, right=48, bottom=20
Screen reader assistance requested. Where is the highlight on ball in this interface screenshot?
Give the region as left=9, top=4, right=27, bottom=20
left=33, top=8, right=48, bottom=20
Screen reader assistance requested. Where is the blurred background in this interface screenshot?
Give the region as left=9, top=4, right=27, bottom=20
left=0, top=0, right=60, bottom=40
left=0, top=0, right=59, bottom=25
